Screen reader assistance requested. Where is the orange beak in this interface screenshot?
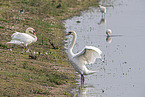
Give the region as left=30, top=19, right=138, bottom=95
left=33, top=31, right=36, bottom=35
left=66, top=32, right=71, bottom=35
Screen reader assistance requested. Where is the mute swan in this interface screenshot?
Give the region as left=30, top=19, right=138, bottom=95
left=7, top=27, right=37, bottom=50
left=106, top=29, right=112, bottom=37
left=98, top=5, right=106, bottom=17
left=67, top=31, right=102, bottom=82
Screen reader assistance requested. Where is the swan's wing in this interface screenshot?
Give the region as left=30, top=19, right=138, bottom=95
left=75, top=46, right=102, bottom=64
left=11, top=32, right=35, bottom=44
left=7, top=32, right=24, bottom=45
left=12, top=32, right=32, bottom=40
left=11, top=31, right=19, bottom=38
left=71, top=46, right=102, bottom=75
left=7, top=40, right=25, bottom=45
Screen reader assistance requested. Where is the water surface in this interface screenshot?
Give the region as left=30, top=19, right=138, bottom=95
left=64, top=0, right=145, bottom=96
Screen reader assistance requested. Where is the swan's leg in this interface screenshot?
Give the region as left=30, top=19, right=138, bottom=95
left=81, top=79, right=84, bottom=88
left=25, top=46, right=26, bottom=52
left=81, top=74, right=84, bottom=83
left=24, top=44, right=29, bottom=53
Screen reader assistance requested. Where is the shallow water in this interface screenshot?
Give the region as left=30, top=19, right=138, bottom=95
left=64, top=0, right=145, bottom=96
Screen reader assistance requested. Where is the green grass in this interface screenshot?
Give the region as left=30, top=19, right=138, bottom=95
left=0, top=0, right=100, bottom=96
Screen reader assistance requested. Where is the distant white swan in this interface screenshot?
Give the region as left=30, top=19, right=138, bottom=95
left=106, top=29, right=112, bottom=37
left=98, top=5, right=106, bottom=17
left=67, top=31, right=102, bottom=82
left=7, top=27, right=37, bottom=50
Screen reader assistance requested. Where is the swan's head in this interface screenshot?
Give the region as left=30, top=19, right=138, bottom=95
left=98, top=5, right=102, bottom=8
left=66, top=31, right=76, bottom=36
left=106, top=29, right=112, bottom=37
left=26, top=27, right=36, bottom=35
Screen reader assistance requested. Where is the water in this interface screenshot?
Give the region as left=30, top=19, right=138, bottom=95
left=64, top=0, right=145, bottom=96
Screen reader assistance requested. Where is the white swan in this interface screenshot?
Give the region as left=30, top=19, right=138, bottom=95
left=7, top=27, right=37, bottom=50
left=106, top=29, right=112, bottom=37
left=98, top=5, right=106, bottom=17
left=67, top=31, right=102, bottom=82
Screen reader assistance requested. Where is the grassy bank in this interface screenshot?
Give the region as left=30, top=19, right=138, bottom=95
left=0, top=0, right=100, bottom=96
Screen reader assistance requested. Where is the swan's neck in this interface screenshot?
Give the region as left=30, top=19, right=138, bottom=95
left=33, top=35, right=37, bottom=42
left=68, top=32, right=77, bottom=57
left=26, top=29, right=32, bottom=34
left=26, top=29, right=37, bottom=41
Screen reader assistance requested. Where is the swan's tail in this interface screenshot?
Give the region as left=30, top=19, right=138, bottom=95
left=86, top=70, right=99, bottom=75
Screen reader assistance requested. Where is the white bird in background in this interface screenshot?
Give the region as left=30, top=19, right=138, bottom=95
left=106, top=29, right=112, bottom=43
left=106, top=29, right=112, bottom=37
left=98, top=5, right=106, bottom=17
left=66, top=31, right=102, bottom=82
left=7, top=27, right=37, bottom=50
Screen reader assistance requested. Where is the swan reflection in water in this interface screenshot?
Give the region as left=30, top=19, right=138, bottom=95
left=98, top=17, right=106, bottom=25
left=106, top=36, right=112, bottom=43
left=105, top=29, right=123, bottom=43
left=106, top=29, right=112, bottom=43
left=72, top=82, right=104, bottom=97
left=66, top=31, right=102, bottom=82
left=72, top=83, right=94, bottom=97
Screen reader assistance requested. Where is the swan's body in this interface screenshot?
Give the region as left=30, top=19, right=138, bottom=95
left=7, top=27, right=37, bottom=49
left=106, top=29, right=112, bottom=37
left=99, top=5, right=106, bottom=17
left=67, top=31, right=102, bottom=82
